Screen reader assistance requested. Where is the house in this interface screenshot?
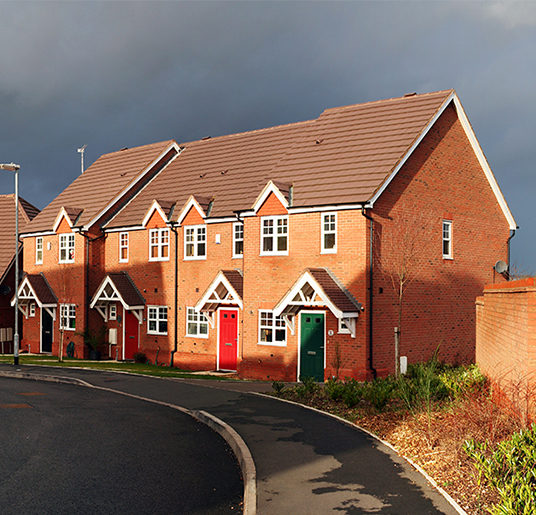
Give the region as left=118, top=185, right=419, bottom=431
left=0, top=194, right=39, bottom=353
left=18, top=90, right=516, bottom=381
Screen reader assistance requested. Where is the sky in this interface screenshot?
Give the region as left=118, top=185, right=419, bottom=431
left=0, top=0, right=535, bottom=271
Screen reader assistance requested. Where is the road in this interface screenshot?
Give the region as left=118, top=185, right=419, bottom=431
left=0, top=377, right=243, bottom=515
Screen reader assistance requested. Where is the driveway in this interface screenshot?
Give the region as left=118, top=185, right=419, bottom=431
left=0, top=364, right=465, bottom=515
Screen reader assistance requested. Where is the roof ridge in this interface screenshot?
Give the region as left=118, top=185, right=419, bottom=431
left=180, top=119, right=315, bottom=147
left=320, top=89, right=455, bottom=116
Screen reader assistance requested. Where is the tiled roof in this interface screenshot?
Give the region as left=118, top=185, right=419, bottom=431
left=22, top=140, right=178, bottom=234
left=221, top=270, right=243, bottom=299
left=307, top=268, right=360, bottom=313
left=26, top=274, right=57, bottom=305
left=0, top=195, right=40, bottom=283
left=105, top=90, right=454, bottom=228
left=91, top=272, right=146, bottom=308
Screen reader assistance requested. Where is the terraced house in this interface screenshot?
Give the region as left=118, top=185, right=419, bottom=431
left=17, top=90, right=516, bottom=381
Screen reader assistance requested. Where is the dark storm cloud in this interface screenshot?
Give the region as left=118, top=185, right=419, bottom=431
left=0, top=1, right=535, bottom=268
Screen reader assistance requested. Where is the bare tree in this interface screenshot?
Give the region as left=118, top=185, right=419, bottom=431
left=375, top=203, right=436, bottom=376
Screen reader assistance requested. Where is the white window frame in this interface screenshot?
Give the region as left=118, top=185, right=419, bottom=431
left=321, top=212, right=337, bottom=254
left=442, top=220, right=453, bottom=259
left=260, top=215, right=288, bottom=256
left=59, top=234, right=75, bottom=263
left=109, top=304, right=117, bottom=321
left=36, top=237, right=43, bottom=264
left=29, top=303, right=36, bottom=318
left=258, top=310, right=287, bottom=346
left=149, top=228, right=170, bottom=262
left=147, top=306, right=168, bottom=335
left=338, top=318, right=351, bottom=335
left=119, top=232, right=129, bottom=263
left=233, top=222, right=244, bottom=258
left=184, top=225, right=207, bottom=260
left=60, top=303, right=76, bottom=331
left=186, top=307, right=209, bottom=338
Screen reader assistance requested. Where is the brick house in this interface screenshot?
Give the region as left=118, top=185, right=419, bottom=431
left=18, top=90, right=516, bottom=381
left=0, top=194, right=39, bottom=353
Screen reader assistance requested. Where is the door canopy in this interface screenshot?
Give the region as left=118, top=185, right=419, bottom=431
left=90, top=272, right=145, bottom=323
left=273, top=268, right=361, bottom=337
left=13, top=273, right=57, bottom=319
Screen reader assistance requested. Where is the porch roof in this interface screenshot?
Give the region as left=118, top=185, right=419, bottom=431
left=13, top=273, right=57, bottom=307
left=195, top=270, right=243, bottom=313
left=90, top=272, right=146, bottom=310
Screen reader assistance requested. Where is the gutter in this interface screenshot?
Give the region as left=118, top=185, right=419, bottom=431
left=360, top=206, right=377, bottom=379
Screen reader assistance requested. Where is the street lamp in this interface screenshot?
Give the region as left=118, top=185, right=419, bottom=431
left=0, top=163, right=20, bottom=366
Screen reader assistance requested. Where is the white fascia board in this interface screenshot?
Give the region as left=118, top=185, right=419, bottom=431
left=83, top=141, right=181, bottom=231
left=141, top=200, right=168, bottom=228
left=105, top=225, right=145, bottom=234
left=452, top=95, right=517, bottom=230
left=90, top=276, right=128, bottom=310
left=14, top=277, right=39, bottom=307
left=289, top=203, right=367, bottom=215
left=176, top=196, right=206, bottom=226
left=252, top=180, right=289, bottom=214
left=20, top=231, right=56, bottom=239
left=368, top=91, right=457, bottom=208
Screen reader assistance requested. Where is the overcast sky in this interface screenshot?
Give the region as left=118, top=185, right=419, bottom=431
left=0, top=1, right=535, bottom=271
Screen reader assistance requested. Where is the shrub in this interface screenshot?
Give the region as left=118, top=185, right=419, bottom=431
left=464, top=424, right=536, bottom=514
left=342, top=378, right=365, bottom=408
left=133, top=352, right=147, bottom=363
left=325, top=378, right=345, bottom=401
left=271, top=380, right=285, bottom=395
left=364, top=377, right=394, bottom=412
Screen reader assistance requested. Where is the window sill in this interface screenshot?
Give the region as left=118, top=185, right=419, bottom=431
left=147, top=332, right=168, bottom=336
left=257, top=341, right=287, bottom=347
left=321, top=249, right=337, bottom=255
left=185, top=334, right=209, bottom=339
left=259, top=252, right=289, bottom=257
left=183, top=256, right=207, bottom=261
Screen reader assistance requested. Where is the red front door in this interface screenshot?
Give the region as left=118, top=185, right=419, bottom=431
left=219, top=309, right=238, bottom=371
left=124, top=310, right=139, bottom=360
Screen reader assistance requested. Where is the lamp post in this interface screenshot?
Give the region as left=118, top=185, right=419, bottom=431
left=1, top=163, right=20, bottom=366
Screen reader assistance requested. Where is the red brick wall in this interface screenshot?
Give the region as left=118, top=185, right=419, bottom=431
left=371, top=103, right=510, bottom=374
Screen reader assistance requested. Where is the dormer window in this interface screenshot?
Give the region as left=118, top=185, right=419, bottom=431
left=59, top=234, right=75, bottom=263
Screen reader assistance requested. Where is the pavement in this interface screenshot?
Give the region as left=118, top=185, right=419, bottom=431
left=0, top=364, right=466, bottom=515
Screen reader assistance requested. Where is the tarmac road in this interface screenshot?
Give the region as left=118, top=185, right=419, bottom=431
left=0, top=365, right=466, bottom=515
left=0, top=377, right=243, bottom=515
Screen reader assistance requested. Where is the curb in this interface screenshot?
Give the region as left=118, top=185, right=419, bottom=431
left=256, top=392, right=468, bottom=515
left=0, top=370, right=256, bottom=515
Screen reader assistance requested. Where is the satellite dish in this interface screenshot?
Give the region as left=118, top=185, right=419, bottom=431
left=0, top=285, right=11, bottom=296
left=494, top=260, right=508, bottom=274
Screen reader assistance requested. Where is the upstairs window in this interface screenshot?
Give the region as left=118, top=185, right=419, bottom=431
left=258, top=310, right=287, bottom=346
left=59, top=234, right=75, bottom=263
left=184, top=225, right=206, bottom=260
left=186, top=307, right=209, bottom=337
left=233, top=222, right=244, bottom=258
left=119, top=232, right=129, bottom=262
left=36, top=237, right=43, bottom=264
left=442, top=220, right=453, bottom=259
left=148, top=306, right=168, bottom=335
left=321, top=213, right=337, bottom=253
left=261, top=216, right=288, bottom=255
left=149, top=228, right=169, bottom=261
left=60, top=304, right=76, bottom=330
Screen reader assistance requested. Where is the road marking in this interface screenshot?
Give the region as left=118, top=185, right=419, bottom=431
left=18, top=392, right=47, bottom=396
left=0, top=403, right=33, bottom=409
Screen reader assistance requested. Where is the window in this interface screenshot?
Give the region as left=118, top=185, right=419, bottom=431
left=261, top=216, right=288, bottom=255
left=109, top=304, right=117, bottom=320
left=36, top=237, right=43, bottom=264
left=119, top=232, right=129, bottom=262
left=258, top=310, right=286, bottom=346
left=29, top=303, right=36, bottom=317
left=186, top=307, right=209, bottom=337
left=59, top=234, right=75, bottom=263
left=60, top=304, right=76, bottom=330
left=184, top=225, right=206, bottom=260
left=148, top=306, right=168, bottom=335
left=149, top=228, right=169, bottom=261
left=442, top=220, right=453, bottom=259
left=233, top=222, right=244, bottom=258
left=321, top=213, right=337, bottom=253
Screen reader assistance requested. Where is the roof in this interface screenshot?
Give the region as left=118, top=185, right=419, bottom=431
left=90, top=272, right=146, bottom=309
left=17, top=274, right=57, bottom=306
left=0, top=195, right=40, bottom=283
left=195, top=269, right=244, bottom=313
left=22, top=140, right=178, bottom=235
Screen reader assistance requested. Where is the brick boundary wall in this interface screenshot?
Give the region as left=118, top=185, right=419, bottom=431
left=476, top=277, right=536, bottom=421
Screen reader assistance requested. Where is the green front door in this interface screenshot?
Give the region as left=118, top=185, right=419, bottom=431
left=300, top=313, right=325, bottom=382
